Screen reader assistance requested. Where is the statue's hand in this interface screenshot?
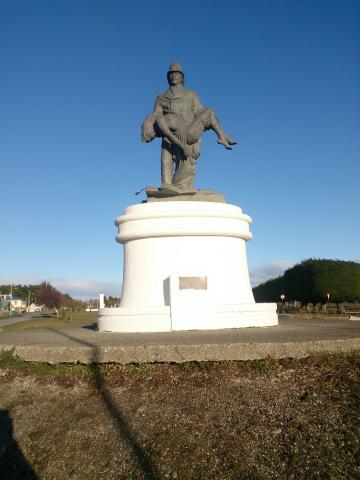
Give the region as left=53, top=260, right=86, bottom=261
left=181, top=145, right=192, bottom=158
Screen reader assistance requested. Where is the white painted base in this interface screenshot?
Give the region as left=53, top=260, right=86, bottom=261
left=98, top=201, right=278, bottom=332
left=98, top=306, right=171, bottom=333
left=98, top=303, right=278, bottom=333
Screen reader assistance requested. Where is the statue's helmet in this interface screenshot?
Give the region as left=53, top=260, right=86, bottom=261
left=167, top=62, right=185, bottom=84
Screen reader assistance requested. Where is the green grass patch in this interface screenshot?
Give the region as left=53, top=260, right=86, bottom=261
left=1, top=311, right=98, bottom=331
left=0, top=349, right=153, bottom=376
left=313, top=350, right=360, bottom=369
left=249, top=357, right=279, bottom=374
left=174, top=361, right=219, bottom=372
left=0, top=349, right=92, bottom=375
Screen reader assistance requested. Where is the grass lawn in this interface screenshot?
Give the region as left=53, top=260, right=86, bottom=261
left=0, top=311, right=98, bottom=331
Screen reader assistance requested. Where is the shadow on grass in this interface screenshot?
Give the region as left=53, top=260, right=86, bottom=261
left=0, top=410, right=38, bottom=480
left=47, top=328, right=160, bottom=480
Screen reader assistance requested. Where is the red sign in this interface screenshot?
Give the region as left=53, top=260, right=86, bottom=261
left=280, top=294, right=285, bottom=301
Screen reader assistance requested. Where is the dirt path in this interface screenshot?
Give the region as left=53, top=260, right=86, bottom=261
left=1, top=353, right=359, bottom=479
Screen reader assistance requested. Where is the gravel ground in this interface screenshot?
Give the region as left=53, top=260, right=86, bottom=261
left=0, top=353, right=359, bottom=480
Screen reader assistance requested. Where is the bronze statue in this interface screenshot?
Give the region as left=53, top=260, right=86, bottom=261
left=141, top=62, right=236, bottom=195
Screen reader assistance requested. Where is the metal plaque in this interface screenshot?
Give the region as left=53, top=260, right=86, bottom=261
left=179, top=276, right=207, bottom=290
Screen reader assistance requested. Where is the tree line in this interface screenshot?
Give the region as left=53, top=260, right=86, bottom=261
left=253, top=259, right=360, bottom=303
left=0, top=282, right=84, bottom=311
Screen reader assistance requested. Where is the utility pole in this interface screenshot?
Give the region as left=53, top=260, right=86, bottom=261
left=9, top=284, right=12, bottom=316
left=28, top=289, right=31, bottom=311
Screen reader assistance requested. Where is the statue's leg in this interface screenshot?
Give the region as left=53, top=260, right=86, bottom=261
left=208, top=109, right=237, bottom=149
left=172, top=150, right=196, bottom=192
left=187, top=108, right=237, bottom=150
left=161, top=141, right=174, bottom=186
left=186, top=112, right=207, bottom=145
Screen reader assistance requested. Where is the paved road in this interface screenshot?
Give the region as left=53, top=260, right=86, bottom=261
left=0, top=315, right=360, bottom=364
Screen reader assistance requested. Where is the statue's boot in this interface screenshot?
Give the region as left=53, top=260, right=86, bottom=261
left=161, top=183, right=183, bottom=194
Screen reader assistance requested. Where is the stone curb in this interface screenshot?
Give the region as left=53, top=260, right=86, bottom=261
left=1, top=338, right=360, bottom=364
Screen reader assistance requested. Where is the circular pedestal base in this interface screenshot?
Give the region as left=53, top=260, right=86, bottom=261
left=98, top=201, right=278, bottom=332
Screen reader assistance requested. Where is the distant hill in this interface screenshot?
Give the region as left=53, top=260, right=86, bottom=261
left=253, top=259, right=360, bottom=303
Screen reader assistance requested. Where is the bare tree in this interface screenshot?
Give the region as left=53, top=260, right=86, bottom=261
left=37, top=282, right=63, bottom=316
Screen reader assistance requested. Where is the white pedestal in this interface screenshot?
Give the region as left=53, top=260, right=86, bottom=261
left=98, top=201, right=277, bottom=332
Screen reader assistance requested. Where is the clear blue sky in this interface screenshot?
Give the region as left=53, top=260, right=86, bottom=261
left=1, top=0, right=359, bottom=298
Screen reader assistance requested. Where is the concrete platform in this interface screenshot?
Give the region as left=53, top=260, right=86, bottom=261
left=0, top=316, right=360, bottom=364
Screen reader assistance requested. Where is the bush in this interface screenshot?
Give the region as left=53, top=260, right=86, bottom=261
left=253, top=259, right=360, bottom=303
